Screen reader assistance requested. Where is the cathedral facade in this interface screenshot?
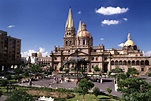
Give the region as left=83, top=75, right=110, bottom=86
left=38, top=8, right=151, bottom=75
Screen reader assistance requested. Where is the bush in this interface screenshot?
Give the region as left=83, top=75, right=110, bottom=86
left=93, top=87, right=100, bottom=97
left=0, top=79, right=9, bottom=87
left=93, top=66, right=100, bottom=72
left=6, top=90, right=34, bottom=101
left=14, top=75, right=22, bottom=81
left=0, top=90, right=2, bottom=97
left=106, top=88, right=112, bottom=94
left=148, top=73, right=151, bottom=77
left=65, top=69, right=69, bottom=74
left=66, top=93, right=75, bottom=99
left=59, top=67, right=63, bottom=71
left=5, top=74, right=12, bottom=80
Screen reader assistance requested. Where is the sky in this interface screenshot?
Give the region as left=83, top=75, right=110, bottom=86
left=0, top=0, right=151, bottom=57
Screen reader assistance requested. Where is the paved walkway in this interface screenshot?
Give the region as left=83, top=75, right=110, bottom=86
left=0, top=95, right=7, bottom=101
left=16, top=78, right=121, bottom=97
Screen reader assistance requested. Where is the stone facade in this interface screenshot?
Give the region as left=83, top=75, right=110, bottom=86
left=38, top=8, right=151, bottom=75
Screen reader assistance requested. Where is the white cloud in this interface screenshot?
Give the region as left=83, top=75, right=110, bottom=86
left=100, top=38, right=104, bottom=41
left=21, top=50, right=36, bottom=57
left=144, top=51, right=151, bottom=56
left=95, top=6, right=129, bottom=15
left=39, top=47, right=45, bottom=53
left=21, top=47, right=49, bottom=57
left=43, top=52, right=49, bottom=57
left=8, top=25, right=15, bottom=28
left=118, top=43, right=124, bottom=47
left=38, top=47, right=49, bottom=57
left=123, top=18, right=128, bottom=21
left=77, top=11, right=81, bottom=14
left=102, top=20, right=119, bottom=25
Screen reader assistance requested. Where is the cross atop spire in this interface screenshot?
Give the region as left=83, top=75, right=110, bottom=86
left=65, top=8, right=75, bottom=29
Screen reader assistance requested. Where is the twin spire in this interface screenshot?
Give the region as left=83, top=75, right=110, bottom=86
left=78, top=20, right=82, bottom=33
left=66, top=8, right=86, bottom=33
left=66, top=8, right=75, bottom=29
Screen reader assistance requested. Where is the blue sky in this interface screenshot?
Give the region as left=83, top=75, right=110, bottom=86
left=0, top=0, right=151, bottom=56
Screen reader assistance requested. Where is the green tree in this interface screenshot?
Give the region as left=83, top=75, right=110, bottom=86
left=126, top=68, right=139, bottom=77
left=30, top=64, right=42, bottom=76
left=14, top=75, right=23, bottom=82
left=6, top=90, right=34, bottom=101
left=14, top=67, right=23, bottom=75
left=23, top=70, right=29, bottom=77
left=59, top=67, right=63, bottom=71
left=109, top=67, right=123, bottom=77
left=0, top=79, right=9, bottom=87
left=93, top=87, right=100, bottom=100
left=5, top=74, right=12, bottom=80
left=148, top=72, right=151, bottom=77
left=20, top=63, right=26, bottom=68
left=93, top=66, right=100, bottom=72
left=116, top=73, right=127, bottom=82
left=77, top=78, right=94, bottom=101
left=106, top=88, right=112, bottom=95
left=118, top=77, right=151, bottom=101
left=0, top=90, right=2, bottom=97
left=65, top=69, right=69, bottom=74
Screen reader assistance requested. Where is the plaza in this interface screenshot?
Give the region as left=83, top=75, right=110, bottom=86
left=17, top=75, right=121, bottom=97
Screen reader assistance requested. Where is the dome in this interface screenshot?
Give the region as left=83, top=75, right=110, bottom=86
left=37, top=50, right=42, bottom=58
left=124, top=33, right=135, bottom=46
left=77, top=30, right=92, bottom=38
left=124, top=40, right=135, bottom=46
left=77, top=22, right=92, bottom=38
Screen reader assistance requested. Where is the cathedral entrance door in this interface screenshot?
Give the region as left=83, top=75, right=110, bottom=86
left=103, top=63, right=108, bottom=73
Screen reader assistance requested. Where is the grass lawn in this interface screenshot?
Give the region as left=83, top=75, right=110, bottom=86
left=0, top=86, right=120, bottom=101
left=0, top=87, right=6, bottom=93
left=67, top=93, right=119, bottom=101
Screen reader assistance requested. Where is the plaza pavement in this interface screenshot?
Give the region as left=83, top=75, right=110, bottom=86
left=0, top=95, right=7, bottom=101
left=16, top=77, right=122, bottom=97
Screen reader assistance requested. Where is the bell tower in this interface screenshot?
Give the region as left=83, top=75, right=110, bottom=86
left=64, top=8, right=76, bottom=48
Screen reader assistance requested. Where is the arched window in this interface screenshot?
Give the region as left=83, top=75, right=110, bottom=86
left=132, top=60, right=135, bottom=65
left=141, top=60, right=144, bottom=65
left=115, top=60, right=118, bottom=65
left=96, top=57, right=98, bottom=61
left=123, top=60, right=127, bottom=65
left=111, top=61, right=114, bottom=65
left=92, top=65, right=94, bottom=68
left=66, top=41, right=68, bottom=45
left=128, top=60, right=131, bottom=65
left=70, top=41, right=72, bottom=45
left=119, top=60, right=122, bottom=65
left=83, top=40, right=85, bottom=45
left=136, top=60, right=139, bottom=65
left=91, top=57, right=94, bottom=61
left=145, top=60, right=149, bottom=65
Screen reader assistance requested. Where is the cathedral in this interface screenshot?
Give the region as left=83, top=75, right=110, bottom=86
left=38, top=8, right=151, bottom=75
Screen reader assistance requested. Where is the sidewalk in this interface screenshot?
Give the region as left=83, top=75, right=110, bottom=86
left=0, top=95, right=7, bottom=101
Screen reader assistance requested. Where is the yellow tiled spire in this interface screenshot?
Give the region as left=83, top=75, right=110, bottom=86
left=78, top=20, right=82, bottom=33
left=66, top=8, right=75, bottom=29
